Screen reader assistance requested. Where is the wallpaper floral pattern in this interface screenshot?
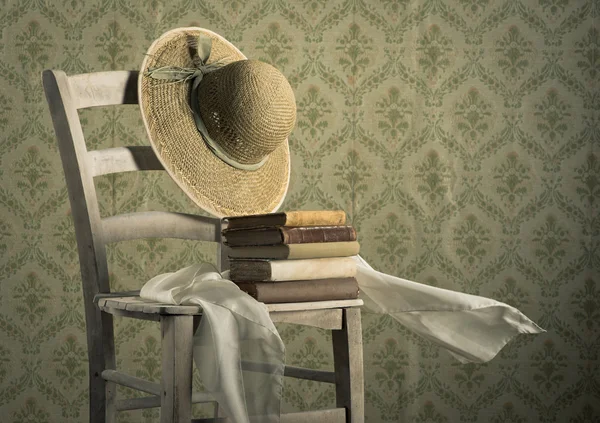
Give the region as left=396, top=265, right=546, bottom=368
left=0, top=0, right=598, bottom=422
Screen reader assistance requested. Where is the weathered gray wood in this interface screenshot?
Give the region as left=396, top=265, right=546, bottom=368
left=284, top=365, right=335, bottom=383
left=94, top=291, right=140, bottom=300
left=101, top=298, right=137, bottom=310
left=332, top=308, right=364, bottom=423
left=161, top=315, right=194, bottom=423
left=267, top=299, right=363, bottom=313
left=140, top=301, right=198, bottom=315
left=43, top=68, right=114, bottom=423
left=69, top=71, right=138, bottom=109
left=270, top=308, right=342, bottom=329
left=217, top=220, right=229, bottom=272
left=101, top=370, right=161, bottom=396
left=97, top=296, right=202, bottom=315
left=144, top=302, right=199, bottom=315
left=102, top=211, right=220, bottom=244
left=97, top=295, right=361, bottom=316
left=98, top=306, right=161, bottom=322
left=240, top=360, right=335, bottom=383
left=191, top=408, right=346, bottom=423
left=103, top=311, right=117, bottom=423
left=89, top=146, right=163, bottom=176
left=116, top=392, right=215, bottom=411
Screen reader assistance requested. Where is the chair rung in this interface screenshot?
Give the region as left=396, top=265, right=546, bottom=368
left=191, top=408, right=346, bottom=423
left=102, top=370, right=160, bottom=396
left=116, top=392, right=215, bottom=411
left=285, top=365, right=335, bottom=384
left=241, top=361, right=336, bottom=384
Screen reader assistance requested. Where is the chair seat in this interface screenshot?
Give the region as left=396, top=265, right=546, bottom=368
left=96, top=293, right=363, bottom=315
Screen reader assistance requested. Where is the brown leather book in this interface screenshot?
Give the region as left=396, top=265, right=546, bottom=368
left=229, top=257, right=357, bottom=282
left=223, top=226, right=357, bottom=247
left=223, top=210, right=347, bottom=230
left=228, top=241, right=360, bottom=259
left=236, top=277, right=359, bottom=303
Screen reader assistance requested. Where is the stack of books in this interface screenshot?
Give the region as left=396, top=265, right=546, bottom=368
left=221, top=210, right=360, bottom=303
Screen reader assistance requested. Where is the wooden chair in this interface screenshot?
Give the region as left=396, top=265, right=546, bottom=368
left=42, top=69, right=364, bottom=423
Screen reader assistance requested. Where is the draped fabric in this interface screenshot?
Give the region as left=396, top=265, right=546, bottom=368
left=353, top=256, right=543, bottom=363
left=140, top=263, right=285, bottom=423
left=140, top=256, right=543, bottom=422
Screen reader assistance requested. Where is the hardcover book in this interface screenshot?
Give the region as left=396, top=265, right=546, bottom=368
left=228, top=241, right=360, bottom=259
left=229, top=257, right=357, bottom=282
left=223, top=226, right=357, bottom=247
left=223, top=210, right=347, bottom=230
left=236, top=277, right=359, bottom=303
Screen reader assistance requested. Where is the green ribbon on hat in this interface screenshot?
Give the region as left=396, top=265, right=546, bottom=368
left=145, top=34, right=267, bottom=171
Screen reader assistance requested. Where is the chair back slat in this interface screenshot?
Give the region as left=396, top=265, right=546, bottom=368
left=102, top=212, right=221, bottom=244
left=69, top=71, right=139, bottom=109
left=89, top=146, right=164, bottom=176
left=42, top=69, right=111, bottom=295
left=42, top=68, right=227, bottom=299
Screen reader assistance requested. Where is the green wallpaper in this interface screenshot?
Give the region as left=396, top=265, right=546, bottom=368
left=0, top=0, right=598, bottom=421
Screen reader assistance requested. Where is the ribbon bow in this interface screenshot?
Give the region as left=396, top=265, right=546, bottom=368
left=144, top=34, right=226, bottom=88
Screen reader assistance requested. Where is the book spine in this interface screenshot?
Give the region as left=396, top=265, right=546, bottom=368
left=228, top=245, right=289, bottom=259
left=285, top=210, right=347, bottom=227
left=230, top=260, right=272, bottom=281
left=281, top=226, right=356, bottom=244
left=227, top=242, right=361, bottom=259
left=236, top=278, right=359, bottom=303
left=285, top=241, right=360, bottom=259
left=269, top=257, right=357, bottom=281
left=230, top=257, right=357, bottom=282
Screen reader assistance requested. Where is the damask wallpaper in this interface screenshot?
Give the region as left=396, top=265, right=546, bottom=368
left=0, top=0, right=598, bottom=422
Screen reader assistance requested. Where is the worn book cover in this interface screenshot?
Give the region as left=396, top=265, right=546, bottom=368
left=223, top=226, right=357, bottom=246
left=223, top=210, right=347, bottom=230
left=236, top=277, right=359, bottom=303
left=229, top=256, right=357, bottom=282
left=228, top=241, right=360, bottom=259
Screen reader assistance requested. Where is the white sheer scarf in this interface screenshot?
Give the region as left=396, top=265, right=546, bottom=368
left=140, top=263, right=284, bottom=423
left=140, top=256, right=544, bottom=422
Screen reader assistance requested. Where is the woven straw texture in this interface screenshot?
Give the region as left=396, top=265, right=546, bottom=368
left=198, top=60, right=296, bottom=165
left=139, top=28, right=291, bottom=217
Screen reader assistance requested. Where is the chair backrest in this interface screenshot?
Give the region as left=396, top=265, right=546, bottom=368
left=42, top=70, right=227, bottom=307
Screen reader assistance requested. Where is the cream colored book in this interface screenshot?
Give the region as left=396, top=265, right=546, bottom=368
left=228, top=241, right=360, bottom=259
left=229, top=257, right=357, bottom=282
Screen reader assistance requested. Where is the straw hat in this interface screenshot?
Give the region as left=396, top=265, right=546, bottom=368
left=139, top=27, right=295, bottom=217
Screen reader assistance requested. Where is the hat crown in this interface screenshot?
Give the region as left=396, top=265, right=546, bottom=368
left=196, top=60, right=296, bottom=166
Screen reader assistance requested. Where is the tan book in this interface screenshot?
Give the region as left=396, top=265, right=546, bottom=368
left=236, top=277, right=359, bottom=303
left=223, top=210, right=347, bottom=230
left=223, top=226, right=357, bottom=246
left=228, top=241, right=360, bottom=259
left=229, top=257, right=357, bottom=282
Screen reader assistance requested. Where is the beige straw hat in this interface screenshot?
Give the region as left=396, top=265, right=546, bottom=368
left=139, top=27, right=295, bottom=217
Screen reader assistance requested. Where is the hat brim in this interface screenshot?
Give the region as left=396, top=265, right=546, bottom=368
left=139, top=27, right=290, bottom=218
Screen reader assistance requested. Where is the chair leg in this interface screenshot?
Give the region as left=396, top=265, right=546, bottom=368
left=89, top=310, right=116, bottom=423
left=332, top=308, right=364, bottom=423
left=160, top=315, right=194, bottom=423
left=103, top=311, right=117, bottom=423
